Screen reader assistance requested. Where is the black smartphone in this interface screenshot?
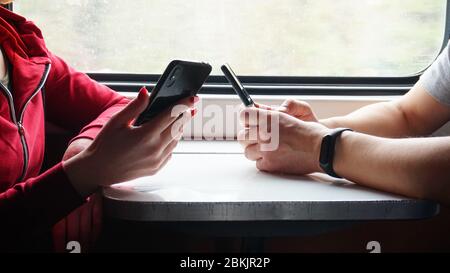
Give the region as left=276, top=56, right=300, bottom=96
left=134, top=60, right=212, bottom=126
left=221, top=63, right=254, bottom=107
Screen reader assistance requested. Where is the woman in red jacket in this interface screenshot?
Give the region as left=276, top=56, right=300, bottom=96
left=0, top=3, right=198, bottom=251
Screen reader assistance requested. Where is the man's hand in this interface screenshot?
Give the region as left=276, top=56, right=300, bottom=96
left=255, top=99, right=319, bottom=122
left=63, top=138, right=93, bottom=161
left=277, top=99, right=319, bottom=122
left=238, top=107, right=329, bottom=175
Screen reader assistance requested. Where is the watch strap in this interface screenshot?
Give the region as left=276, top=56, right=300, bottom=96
left=319, top=128, right=353, bottom=178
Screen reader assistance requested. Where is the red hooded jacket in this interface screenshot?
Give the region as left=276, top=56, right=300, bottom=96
left=0, top=7, right=129, bottom=250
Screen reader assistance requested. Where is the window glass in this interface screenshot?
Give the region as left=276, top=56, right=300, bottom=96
left=15, top=0, right=447, bottom=77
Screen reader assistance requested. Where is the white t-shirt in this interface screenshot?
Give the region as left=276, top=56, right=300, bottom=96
left=0, top=48, right=8, bottom=87
left=419, top=40, right=450, bottom=107
left=1, top=71, right=9, bottom=87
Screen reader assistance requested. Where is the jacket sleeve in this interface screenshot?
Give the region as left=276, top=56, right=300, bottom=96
left=0, top=53, right=130, bottom=250
left=0, top=163, right=84, bottom=249
left=44, top=52, right=130, bottom=141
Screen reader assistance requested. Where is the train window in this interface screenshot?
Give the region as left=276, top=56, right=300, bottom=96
left=14, top=1, right=447, bottom=78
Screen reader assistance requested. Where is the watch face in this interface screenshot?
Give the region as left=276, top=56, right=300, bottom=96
left=319, top=135, right=332, bottom=165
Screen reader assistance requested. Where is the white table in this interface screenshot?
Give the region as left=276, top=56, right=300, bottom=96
left=102, top=141, right=438, bottom=251
left=103, top=141, right=438, bottom=223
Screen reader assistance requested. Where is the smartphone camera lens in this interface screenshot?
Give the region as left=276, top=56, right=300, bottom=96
left=167, top=66, right=182, bottom=87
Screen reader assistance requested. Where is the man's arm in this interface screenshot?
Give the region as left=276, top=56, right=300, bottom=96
left=320, top=82, right=450, bottom=138
left=334, top=131, right=450, bottom=205
left=239, top=107, right=450, bottom=205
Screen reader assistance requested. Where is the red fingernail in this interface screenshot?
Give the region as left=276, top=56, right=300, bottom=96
left=190, top=96, right=200, bottom=103
left=191, top=108, right=198, bottom=116
left=139, top=86, right=148, bottom=97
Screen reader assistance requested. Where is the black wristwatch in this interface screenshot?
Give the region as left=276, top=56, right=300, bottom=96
left=319, top=128, right=353, bottom=178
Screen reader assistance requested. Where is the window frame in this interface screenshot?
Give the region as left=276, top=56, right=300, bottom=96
left=8, top=1, right=450, bottom=96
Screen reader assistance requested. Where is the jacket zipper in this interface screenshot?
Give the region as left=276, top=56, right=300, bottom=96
left=0, top=63, right=51, bottom=181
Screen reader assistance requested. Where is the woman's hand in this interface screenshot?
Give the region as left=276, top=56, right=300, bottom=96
left=63, top=138, right=93, bottom=161
left=54, top=138, right=101, bottom=253
left=238, top=107, right=329, bottom=175
left=63, top=87, right=198, bottom=197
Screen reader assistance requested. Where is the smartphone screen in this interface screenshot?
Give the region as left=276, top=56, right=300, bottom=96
left=221, top=63, right=254, bottom=107
left=134, top=60, right=212, bottom=126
